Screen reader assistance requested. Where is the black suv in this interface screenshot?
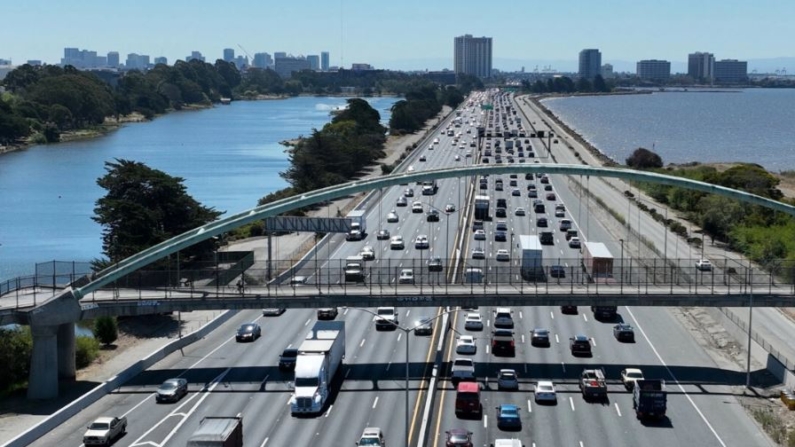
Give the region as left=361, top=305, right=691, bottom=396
left=279, top=348, right=298, bottom=370
left=496, top=198, right=507, bottom=208
left=570, top=335, right=592, bottom=356
left=613, top=323, right=635, bottom=342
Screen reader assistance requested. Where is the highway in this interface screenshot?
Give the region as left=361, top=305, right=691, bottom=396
left=27, top=90, right=775, bottom=447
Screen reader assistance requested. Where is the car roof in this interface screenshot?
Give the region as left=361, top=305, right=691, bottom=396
left=624, top=367, right=643, bottom=373
left=537, top=380, right=554, bottom=387
left=499, top=404, right=519, bottom=411
left=447, top=427, right=470, bottom=436
left=533, top=328, right=549, bottom=333
left=499, top=368, right=516, bottom=374
left=456, top=381, right=479, bottom=392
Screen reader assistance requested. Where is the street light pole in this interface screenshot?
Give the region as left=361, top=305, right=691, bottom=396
left=619, top=239, right=624, bottom=294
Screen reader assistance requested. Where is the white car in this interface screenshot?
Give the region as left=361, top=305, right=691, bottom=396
left=621, top=368, right=645, bottom=390
left=390, top=235, right=404, bottom=250
left=534, top=380, right=557, bottom=403
left=515, top=207, right=526, bottom=216
left=411, top=201, right=423, bottom=213
left=696, top=259, right=713, bottom=271
left=360, top=246, right=375, bottom=260
left=387, top=210, right=399, bottom=223
left=398, top=269, right=414, bottom=284
left=455, top=155, right=460, bottom=161
left=414, top=235, right=429, bottom=249
left=495, top=249, right=510, bottom=261
left=474, top=229, right=486, bottom=240
left=497, top=369, right=519, bottom=390
left=472, top=246, right=485, bottom=259
left=568, top=237, right=581, bottom=249
left=555, top=209, right=565, bottom=218
left=464, top=313, right=484, bottom=331
left=456, top=335, right=477, bottom=355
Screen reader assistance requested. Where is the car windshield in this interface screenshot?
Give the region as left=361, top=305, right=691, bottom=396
left=627, top=372, right=643, bottom=379
left=239, top=325, right=255, bottom=333
left=159, top=382, right=178, bottom=390
left=538, top=385, right=553, bottom=392
left=295, top=377, right=319, bottom=387
left=282, top=350, right=298, bottom=358
left=89, top=422, right=110, bottom=430
left=501, top=407, right=518, bottom=416
left=358, top=438, right=382, bottom=446
left=449, top=434, right=471, bottom=442
left=454, top=359, right=472, bottom=366
left=500, top=372, right=516, bottom=379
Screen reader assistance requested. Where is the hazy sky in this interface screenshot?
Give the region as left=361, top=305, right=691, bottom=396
left=3, top=0, right=793, bottom=71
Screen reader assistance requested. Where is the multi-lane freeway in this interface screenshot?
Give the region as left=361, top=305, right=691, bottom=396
left=27, top=91, right=775, bottom=447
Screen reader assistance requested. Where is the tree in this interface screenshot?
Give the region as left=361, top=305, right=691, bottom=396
left=576, top=77, right=593, bottom=92
left=0, top=99, right=30, bottom=144
left=93, top=159, right=222, bottom=264
left=593, top=75, right=609, bottom=92
left=626, top=147, right=663, bottom=169
left=93, top=316, right=118, bottom=346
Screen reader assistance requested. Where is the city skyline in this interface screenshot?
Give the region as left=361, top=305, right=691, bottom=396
left=1, top=0, right=793, bottom=72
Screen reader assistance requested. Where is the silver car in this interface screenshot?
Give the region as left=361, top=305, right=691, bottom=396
left=156, top=378, right=188, bottom=403
left=497, top=369, right=519, bottom=391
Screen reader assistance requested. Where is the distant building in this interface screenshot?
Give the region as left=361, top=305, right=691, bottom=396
left=307, top=55, right=320, bottom=70
left=601, top=63, right=614, bottom=79
left=350, top=63, right=372, bottom=71
left=252, top=52, right=273, bottom=69
left=714, top=59, right=748, bottom=83
left=321, top=51, right=330, bottom=71
left=61, top=47, right=104, bottom=68
left=107, top=51, right=119, bottom=68
left=125, top=53, right=150, bottom=70
left=223, top=48, right=235, bottom=62
left=688, top=52, right=715, bottom=81
left=454, top=34, right=492, bottom=78
left=0, top=58, right=11, bottom=65
left=274, top=55, right=310, bottom=78
left=578, top=49, right=601, bottom=79
left=154, top=56, right=168, bottom=65
left=233, top=55, right=248, bottom=70
left=186, top=51, right=205, bottom=62
left=636, top=60, right=671, bottom=80
left=26, top=60, right=42, bottom=66
left=274, top=52, right=287, bottom=59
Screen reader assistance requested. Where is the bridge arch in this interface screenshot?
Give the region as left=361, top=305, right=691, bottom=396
left=75, top=164, right=795, bottom=299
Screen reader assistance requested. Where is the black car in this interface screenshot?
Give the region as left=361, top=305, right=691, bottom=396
left=613, top=323, right=635, bottom=342
left=544, top=184, right=553, bottom=191
left=427, top=209, right=440, bottom=222
left=570, top=335, right=592, bottom=356
left=550, top=265, right=566, bottom=278
left=428, top=256, right=444, bottom=272
left=413, top=317, right=434, bottom=336
left=494, top=230, right=507, bottom=242
left=236, top=323, right=261, bottom=342
left=376, top=229, right=390, bottom=240
left=495, top=208, right=507, bottom=218
left=525, top=173, right=534, bottom=180
left=537, top=217, right=548, bottom=227
left=279, top=348, right=299, bottom=370
left=560, top=305, right=577, bottom=314
left=531, top=328, right=550, bottom=347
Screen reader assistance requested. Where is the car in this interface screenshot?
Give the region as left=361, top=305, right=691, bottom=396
left=511, top=189, right=520, bottom=196
left=428, top=256, right=444, bottom=272
left=387, top=210, right=399, bottom=223
left=428, top=145, right=434, bottom=151
left=360, top=245, right=375, bottom=260
left=540, top=175, right=549, bottom=184
left=419, top=155, right=427, bottom=162
left=433, top=138, right=439, bottom=144
left=411, top=201, right=424, bottom=213
left=570, top=334, right=592, bottom=356
left=560, top=305, right=577, bottom=314
left=621, top=368, right=645, bottom=390
left=550, top=265, right=566, bottom=278
left=398, top=269, right=415, bottom=284
left=317, top=307, right=339, bottom=319
left=474, top=229, right=486, bottom=240
left=464, top=313, right=484, bottom=331
left=472, top=220, right=484, bottom=231
left=555, top=209, right=565, bottom=217
left=534, top=381, right=557, bottom=403
left=455, top=154, right=460, bottom=161
left=531, top=328, right=550, bottom=346
left=456, top=335, right=477, bottom=354
left=525, top=173, right=534, bottom=180
left=426, top=209, right=440, bottom=222
left=497, top=369, right=519, bottom=390
left=514, top=207, right=526, bottom=216
left=569, top=237, right=581, bottom=249
left=495, top=208, right=507, bottom=217
left=481, top=157, right=489, bottom=163
left=613, top=323, right=636, bottom=342
left=544, top=184, right=553, bottom=191
left=509, top=174, right=517, bottom=179
left=414, top=316, right=433, bottom=335
left=356, top=427, right=386, bottom=447
left=156, top=378, right=188, bottom=403
left=262, top=307, right=286, bottom=316
left=472, top=246, right=485, bottom=259
left=494, top=230, right=507, bottom=242
left=495, top=404, right=522, bottom=430
left=236, top=323, right=261, bottom=342
left=445, top=203, right=456, bottom=213
left=495, top=249, right=510, bottom=261
left=376, top=229, right=390, bottom=240
left=527, top=189, right=538, bottom=198
left=546, top=193, right=556, bottom=201
left=537, top=217, right=548, bottom=227
left=415, top=235, right=429, bottom=249
left=696, top=259, right=713, bottom=271
left=390, top=235, right=404, bottom=249
left=559, top=219, right=572, bottom=231
left=83, top=416, right=127, bottom=446
left=404, top=188, right=414, bottom=197
left=396, top=196, right=408, bottom=207
left=445, top=428, right=474, bottom=447
left=279, top=348, right=299, bottom=370
left=493, top=308, right=514, bottom=328
left=495, top=221, right=508, bottom=231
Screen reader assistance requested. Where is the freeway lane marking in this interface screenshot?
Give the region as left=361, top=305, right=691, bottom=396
left=483, top=415, right=488, bottom=428
left=561, top=362, right=566, bottom=373
left=519, top=311, right=523, bottom=319
left=372, top=396, right=379, bottom=409
left=260, top=437, right=269, bottom=447
left=615, top=403, right=622, bottom=417
left=527, top=399, right=532, bottom=413
left=555, top=334, right=559, bottom=344
left=325, top=404, right=333, bottom=417
left=626, top=307, right=727, bottom=447
left=590, top=338, right=597, bottom=347
left=397, top=333, right=402, bottom=342
left=583, top=314, right=588, bottom=322
left=569, top=397, right=575, bottom=412
left=304, top=318, right=311, bottom=326
left=360, top=338, right=366, bottom=348
left=550, top=311, right=555, bottom=319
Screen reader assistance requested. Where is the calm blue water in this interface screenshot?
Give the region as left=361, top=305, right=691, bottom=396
left=0, top=96, right=396, bottom=280
left=543, top=89, right=795, bottom=171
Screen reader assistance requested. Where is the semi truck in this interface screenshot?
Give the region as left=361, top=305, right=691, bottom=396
left=583, top=242, right=614, bottom=282
left=474, top=195, right=490, bottom=220
left=421, top=179, right=438, bottom=195
left=186, top=416, right=243, bottom=447
left=519, top=235, right=543, bottom=280
left=291, top=321, right=346, bottom=415
left=346, top=209, right=367, bottom=241
left=633, top=379, right=667, bottom=420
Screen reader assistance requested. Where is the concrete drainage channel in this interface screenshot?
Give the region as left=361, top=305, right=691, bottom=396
left=3, top=310, right=236, bottom=447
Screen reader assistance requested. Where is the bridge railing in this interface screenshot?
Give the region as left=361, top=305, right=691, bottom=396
left=0, top=261, right=92, bottom=296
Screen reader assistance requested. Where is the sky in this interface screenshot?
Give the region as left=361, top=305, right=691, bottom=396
left=2, top=0, right=794, bottom=72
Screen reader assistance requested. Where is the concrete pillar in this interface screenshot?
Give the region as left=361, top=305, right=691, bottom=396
left=27, top=324, right=59, bottom=400
left=57, top=323, right=76, bottom=380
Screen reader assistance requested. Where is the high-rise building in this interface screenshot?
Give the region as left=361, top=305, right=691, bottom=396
left=253, top=52, right=273, bottom=69
left=186, top=51, right=205, bottom=62
left=274, top=52, right=287, bottom=59
left=26, top=60, right=42, bottom=66
left=714, top=59, right=748, bottom=83
left=223, top=48, right=235, bottom=62
left=321, top=51, right=330, bottom=71
left=601, top=63, right=614, bottom=79
left=107, top=51, right=120, bottom=68
left=307, top=55, right=320, bottom=70
left=687, top=52, right=715, bottom=81
left=233, top=55, right=248, bottom=70
left=125, top=53, right=150, bottom=70
left=636, top=60, right=671, bottom=80
left=61, top=47, right=103, bottom=68
left=274, top=55, right=310, bottom=78
left=154, top=56, right=168, bottom=65
left=578, top=49, right=602, bottom=79
left=454, top=34, right=492, bottom=78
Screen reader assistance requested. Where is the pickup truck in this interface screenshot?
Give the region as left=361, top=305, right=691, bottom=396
left=579, top=368, right=608, bottom=401
left=279, top=348, right=298, bottom=371
left=451, top=358, right=476, bottom=386
left=83, top=416, right=127, bottom=446
left=375, top=307, right=398, bottom=330
left=491, top=329, right=516, bottom=356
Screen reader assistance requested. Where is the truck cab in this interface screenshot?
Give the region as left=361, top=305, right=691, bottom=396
left=375, top=307, right=398, bottom=330
left=344, top=256, right=365, bottom=283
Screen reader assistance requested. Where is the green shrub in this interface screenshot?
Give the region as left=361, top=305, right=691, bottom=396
left=94, top=316, right=118, bottom=346
left=75, top=336, right=100, bottom=369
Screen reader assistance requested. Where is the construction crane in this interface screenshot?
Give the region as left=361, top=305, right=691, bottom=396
left=237, top=44, right=253, bottom=64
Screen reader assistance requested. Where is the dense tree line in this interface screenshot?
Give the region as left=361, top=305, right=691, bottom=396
left=521, top=75, right=611, bottom=94
left=389, top=82, right=467, bottom=134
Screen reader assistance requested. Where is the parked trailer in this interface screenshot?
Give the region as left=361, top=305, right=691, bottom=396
left=291, top=321, right=346, bottom=415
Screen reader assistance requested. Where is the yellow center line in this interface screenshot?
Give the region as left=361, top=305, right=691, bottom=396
left=430, top=310, right=460, bottom=447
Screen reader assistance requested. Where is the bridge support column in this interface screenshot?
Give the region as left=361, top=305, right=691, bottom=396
left=27, top=324, right=59, bottom=400
left=57, top=322, right=76, bottom=380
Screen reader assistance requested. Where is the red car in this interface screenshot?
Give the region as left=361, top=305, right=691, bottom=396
left=445, top=428, right=473, bottom=447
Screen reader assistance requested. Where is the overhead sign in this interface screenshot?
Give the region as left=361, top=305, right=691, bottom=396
left=265, top=217, right=351, bottom=233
